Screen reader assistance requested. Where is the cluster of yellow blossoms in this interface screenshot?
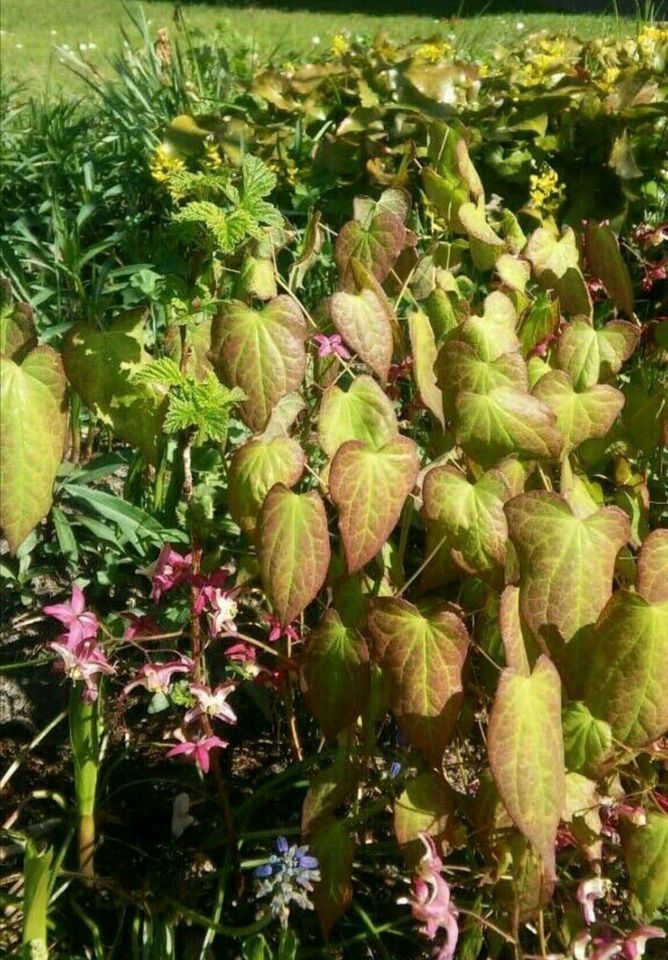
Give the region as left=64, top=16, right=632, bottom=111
left=529, top=164, right=564, bottom=217
left=331, top=34, right=349, bottom=58
left=149, top=144, right=185, bottom=185
left=413, top=41, right=453, bottom=64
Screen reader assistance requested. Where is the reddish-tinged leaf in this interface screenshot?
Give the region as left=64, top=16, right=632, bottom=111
left=488, top=656, right=565, bottom=879
left=394, top=771, right=458, bottom=866
left=499, top=586, right=531, bottom=675
left=302, top=751, right=358, bottom=835
left=0, top=281, right=37, bottom=363
left=301, top=610, right=370, bottom=741
left=408, top=310, right=444, bottom=428
left=621, top=812, right=668, bottom=919
left=228, top=436, right=305, bottom=534
left=437, top=342, right=528, bottom=416
left=533, top=370, right=625, bottom=451
left=335, top=211, right=406, bottom=289
left=457, top=291, right=519, bottom=361
left=637, top=529, right=668, bottom=604
left=330, top=436, right=419, bottom=573
left=525, top=227, right=592, bottom=318
left=330, top=284, right=394, bottom=381
left=584, top=220, right=635, bottom=317
left=309, top=818, right=355, bottom=937
left=557, top=318, right=640, bottom=390
left=505, top=492, right=629, bottom=660
left=210, top=296, right=307, bottom=432
left=318, top=375, right=398, bottom=459
left=367, top=597, right=469, bottom=765
left=256, top=485, right=330, bottom=624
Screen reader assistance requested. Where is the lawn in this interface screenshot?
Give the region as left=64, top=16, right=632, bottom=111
left=0, top=0, right=646, bottom=91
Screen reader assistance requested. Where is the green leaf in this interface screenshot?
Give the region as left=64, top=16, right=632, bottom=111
left=584, top=221, right=635, bottom=317
left=455, top=387, right=562, bottom=468
left=533, top=370, right=625, bottom=450
left=459, top=201, right=505, bottom=271
left=334, top=210, right=406, bottom=289
left=517, top=293, right=560, bottom=358
left=525, top=227, right=592, bottom=318
left=584, top=592, right=668, bottom=747
left=1, top=347, right=67, bottom=552
left=228, top=436, right=305, bottom=534
left=562, top=702, right=612, bottom=776
left=210, top=296, right=307, bottom=432
left=237, top=255, right=277, bottom=301
left=497, top=254, right=531, bottom=294
left=318, top=375, right=398, bottom=459
left=621, top=812, right=668, bottom=919
left=437, top=343, right=528, bottom=417
left=301, top=610, right=370, bottom=741
left=302, top=750, right=358, bottom=835
left=330, top=284, right=394, bottom=382
left=0, top=279, right=37, bottom=363
left=256, top=485, right=330, bottom=624
left=330, top=436, right=419, bottom=573
left=309, top=818, right=355, bottom=937
left=488, top=656, right=565, bottom=879
left=367, top=597, right=469, bottom=765
left=62, top=315, right=165, bottom=463
left=457, top=291, right=520, bottom=361
left=22, top=840, right=52, bottom=952
left=505, top=492, right=629, bottom=666
left=164, top=318, right=214, bottom=381
left=394, top=771, right=458, bottom=866
left=556, top=319, right=640, bottom=390
left=637, top=529, right=668, bottom=604
left=499, top=585, right=537, bottom=675
left=408, top=309, right=444, bottom=429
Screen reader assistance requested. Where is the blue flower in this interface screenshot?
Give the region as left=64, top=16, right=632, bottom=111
left=253, top=836, right=321, bottom=928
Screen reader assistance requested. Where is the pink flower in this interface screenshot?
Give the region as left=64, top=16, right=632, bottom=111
left=123, top=658, right=193, bottom=696
left=184, top=682, right=237, bottom=725
left=312, top=333, right=351, bottom=360
left=400, top=834, right=459, bottom=960
left=622, top=926, right=666, bottom=960
left=148, top=544, right=192, bottom=601
left=44, top=585, right=98, bottom=645
left=577, top=876, right=607, bottom=925
left=265, top=613, right=299, bottom=645
left=166, top=732, right=228, bottom=773
left=49, top=637, right=115, bottom=701
left=193, top=569, right=239, bottom=637
left=123, top=613, right=161, bottom=641
left=590, top=939, right=623, bottom=960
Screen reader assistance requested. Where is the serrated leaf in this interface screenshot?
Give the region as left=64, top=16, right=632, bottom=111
left=335, top=210, right=406, bottom=289
left=394, top=771, right=457, bottom=866
left=455, top=387, right=562, bottom=468
left=488, top=656, right=565, bottom=878
left=256, top=485, right=330, bottom=624
left=408, top=310, right=444, bottom=428
left=228, top=436, right=305, bottom=534
left=584, top=221, right=635, bottom=317
left=557, top=319, right=640, bottom=390
left=367, top=598, right=469, bottom=765
left=525, top=227, right=592, bottom=318
left=562, top=702, right=612, bottom=776
left=301, top=610, right=370, bottom=741
left=637, top=529, right=668, bottom=604
left=584, top=592, right=668, bottom=747
left=505, top=492, right=629, bottom=666
left=330, top=436, right=419, bottom=573
left=302, top=751, right=358, bottom=835
left=533, top=370, right=625, bottom=450
left=621, top=812, right=668, bottom=919
left=0, top=348, right=67, bottom=552
left=309, top=818, right=355, bottom=937
left=62, top=315, right=165, bottom=462
left=330, top=285, right=394, bottom=382
left=318, top=375, right=398, bottom=459
left=210, top=296, right=306, bottom=432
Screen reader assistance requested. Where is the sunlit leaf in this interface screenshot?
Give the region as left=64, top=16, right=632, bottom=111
left=621, top=812, right=668, bottom=919
left=394, top=771, right=458, bottom=866
left=408, top=310, right=444, bottom=428
left=228, top=436, right=305, bottom=534
left=556, top=318, right=640, bottom=390
left=525, top=227, right=592, bottom=317
left=318, top=375, right=398, bottom=459
left=562, top=702, right=612, bottom=776
left=533, top=370, right=625, bottom=450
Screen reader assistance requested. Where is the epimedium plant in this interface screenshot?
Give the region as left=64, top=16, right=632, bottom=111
left=2, top=79, right=668, bottom=960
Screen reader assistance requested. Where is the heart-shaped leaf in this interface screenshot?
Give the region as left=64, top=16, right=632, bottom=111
left=457, top=291, right=520, bottom=361
left=497, top=254, right=531, bottom=294
left=394, top=771, right=458, bottom=866
left=525, top=227, right=592, bottom=318
left=318, top=375, right=398, bottom=459
left=505, top=492, right=629, bottom=664
left=210, top=296, right=307, bottom=432
left=459, top=201, right=506, bottom=271
left=256, top=485, right=330, bottom=624
left=309, top=818, right=355, bottom=937
left=0, top=280, right=37, bottom=363
left=437, top=343, right=528, bottom=416
left=228, top=436, right=305, bottom=534
left=302, top=751, right=358, bottom=835
left=533, top=370, right=625, bottom=450
left=621, top=812, right=668, bottom=919
left=335, top=211, right=406, bottom=289
left=637, top=529, right=668, bottom=604
left=517, top=293, right=560, bottom=358
left=408, top=310, right=444, bottom=428
left=1, top=347, right=67, bottom=552
left=455, top=387, right=563, bottom=467
left=330, top=283, right=394, bottom=381
left=330, top=436, right=419, bottom=573
left=63, top=315, right=166, bottom=463
left=367, top=597, right=469, bottom=765
left=301, top=610, right=370, bottom=741
left=488, top=656, right=565, bottom=879
left=557, top=319, right=640, bottom=390
left=584, top=220, right=635, bottom=317
left=562, top=702, right=612, bottom=776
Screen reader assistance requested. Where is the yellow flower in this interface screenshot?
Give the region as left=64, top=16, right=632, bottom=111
left=599, top=65, right=620, bottom=90
left=331, top=34, right=349, bottom=57
left=529, top=164, right=564, bottom=216
left=205, top=143, right=223, bottom=168
left=414, top=41, right=452, bottom=64
left=149, top=144, right=186, bottom=185
left=478, top=62, right=490, bottom=78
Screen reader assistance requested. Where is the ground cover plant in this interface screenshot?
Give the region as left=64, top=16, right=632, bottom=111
left=1, top=9, right=667, bottom=960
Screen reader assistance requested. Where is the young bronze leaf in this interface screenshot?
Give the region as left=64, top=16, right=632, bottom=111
left=394, top=771, right=458, bottom=866
left=309, top=818, right=355, bottom=937
left=330, top=286, right=393, bottom=382
left=499, top=586, right=531, bottom=675
left=408, top=310, right=445, bottom=428
left=436, top=343, right=528, bottom=416
left=584, top=592, right=668, bottom=747
left=584, top=220, right=635, bottom=317
left=505, top=492, right=629, bottom=657
left=488, top=656, right=565, bottom=879
left=318, top=375, right=398, bottom=459
left=533, top=370, right=625, bottom=451
left=562, top=702, right=612, bottom=776
left=621, top=812, right=668, bottom=919
left=0, top=348, right=67, bottom=553
left=302, top=751, right=358, bottom=835
left=455, top=387, right=563, bottom=468
left=209, top=296, right=307, bottom=432
left=256, top=485, right=330, bottom=625
left=0, top=281, right=37, bottom=363
left=367, top=597, right=469, bottom=766
left=525, top=226, right=592, bottom=318
left=636, top=529, right=668, bottom=604
left=330, top=436, right=419, bottom=573
left=334, top=210, right=406, bottom=289
left=301, top=610, right=370, bottom=741
left=228, top=436, right=305, bottom=534
left=557, top=319, right=640, bottom=390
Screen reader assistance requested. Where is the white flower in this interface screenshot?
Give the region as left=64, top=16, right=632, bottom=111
left=171, top=793, right=195, bottom=838
left=516, top=22, right=525, bottom=30
left=311, top=35, right=321, bottom=45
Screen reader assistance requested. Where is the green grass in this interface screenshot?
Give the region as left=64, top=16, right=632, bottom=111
left=0, top=1, right=643, bottom=93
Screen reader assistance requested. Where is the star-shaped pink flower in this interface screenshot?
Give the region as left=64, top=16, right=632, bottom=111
left=312, top=333, right=351, bottom=360
left=44, top=585, right=98, bottom=645
left=123, top=658, right=193, bottom=696
left=184, top=682, right=237, bottom=725
left=148, top=544, right=192, bottom=601
left=49, top=637, right=115, bottom=701
left=166, top=733, right=228, bottom=773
